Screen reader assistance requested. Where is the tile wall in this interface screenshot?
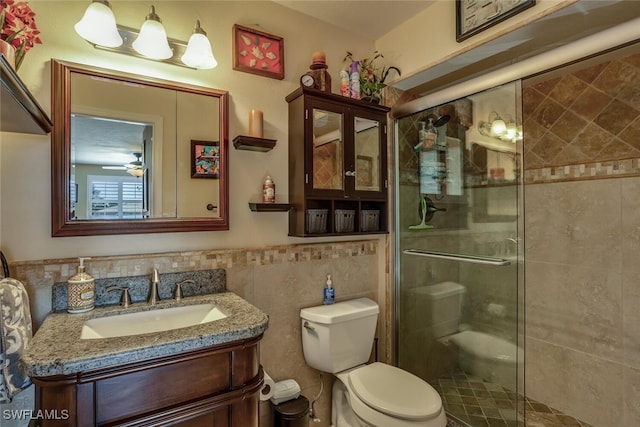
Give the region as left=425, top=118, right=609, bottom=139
left=7, top=240, right=383, bottom=427
left=523, top=44, right=640, bottom=426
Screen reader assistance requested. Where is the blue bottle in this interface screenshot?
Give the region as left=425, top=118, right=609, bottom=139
left=323, top=274, right=335, bottom=305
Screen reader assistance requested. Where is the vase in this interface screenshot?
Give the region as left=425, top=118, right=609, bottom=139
left=361, top=95, right=381, bottom=104
left=0, top=39, right=16, bottom=70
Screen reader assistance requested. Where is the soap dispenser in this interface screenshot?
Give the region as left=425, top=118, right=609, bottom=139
left=67, top=257, right=95, bottom=313
left=323, top=274, right=335, bottom=305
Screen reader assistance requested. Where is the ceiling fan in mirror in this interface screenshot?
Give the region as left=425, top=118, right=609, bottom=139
left=125, top=152, right=144, bottom=177
left=101, top=152, right=144, bottom=177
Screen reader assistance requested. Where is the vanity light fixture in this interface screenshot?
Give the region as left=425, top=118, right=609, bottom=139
left=181, top=20, right=218, bottom=69
left=131, top=6, right=172, bottom=60
left=490, top=113, right=506, bottom=135
left=478, top=111, right=522, bottom=143
left=74, top=0, right=123, bottom=48
left=75, top=2, right=217, bottom=69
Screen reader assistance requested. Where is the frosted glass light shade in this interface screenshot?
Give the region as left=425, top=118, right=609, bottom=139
left=181, top=22, right=217, bottom=69
left=490, top=118, right=506, bottom=135
left=127, top=168, right=144, bottom=178
left=132, top=6, right=172, bottom=60
left=74, top=0, right=123, bottom=48
left=505, top=122, right=517, bottom=140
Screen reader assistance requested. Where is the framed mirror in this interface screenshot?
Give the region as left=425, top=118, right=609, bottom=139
left=51, top=59, right=229, bottom=236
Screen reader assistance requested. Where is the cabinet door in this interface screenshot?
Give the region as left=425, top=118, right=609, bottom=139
left=350, top=111, right=387, bottom=199
left=307, top=100, right=346, bottom=198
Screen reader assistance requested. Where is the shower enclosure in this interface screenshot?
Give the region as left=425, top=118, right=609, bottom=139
left=394, top=82, right=525, bottom=426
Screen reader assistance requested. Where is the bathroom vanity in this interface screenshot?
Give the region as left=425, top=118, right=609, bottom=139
left=22, top=293, right=269, bottom=427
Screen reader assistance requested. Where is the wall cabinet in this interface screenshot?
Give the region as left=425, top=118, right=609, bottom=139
left=286, top=87, right=390, bottom=237
left=30, top=336, right=262, bottom=427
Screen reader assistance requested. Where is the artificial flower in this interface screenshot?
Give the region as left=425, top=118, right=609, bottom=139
left=0, top=0, right=41, bottom=69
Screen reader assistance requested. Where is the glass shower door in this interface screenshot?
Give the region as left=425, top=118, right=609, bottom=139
left=395, top=81, right=524, bottom=426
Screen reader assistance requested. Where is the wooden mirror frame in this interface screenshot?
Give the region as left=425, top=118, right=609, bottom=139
left=51, top=59, right=229, bottom=236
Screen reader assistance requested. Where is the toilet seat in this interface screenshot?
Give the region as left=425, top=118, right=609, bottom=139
left=347, top=362, right=442, bottom=420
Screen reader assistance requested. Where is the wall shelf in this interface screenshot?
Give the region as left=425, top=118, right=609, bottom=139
left=1, top=56, right=52, bottom=134
left=233, top=135, right=276, bottom=152
left=248, top=200, right=292, bottom=212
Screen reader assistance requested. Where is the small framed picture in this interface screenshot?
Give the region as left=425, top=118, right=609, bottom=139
left=191, top=140, right=220, bottom=179
left=456, top=0, right=535, bottom=42
left=233, top=24, right=284, bottom=80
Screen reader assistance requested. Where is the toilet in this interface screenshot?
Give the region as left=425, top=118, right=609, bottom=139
left=448, top=330, right=523, bottom=390
left=300, top=298, right=447, bottom=427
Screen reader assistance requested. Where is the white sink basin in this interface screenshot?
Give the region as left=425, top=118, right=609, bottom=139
left=80, top=303, right=227, bottom=339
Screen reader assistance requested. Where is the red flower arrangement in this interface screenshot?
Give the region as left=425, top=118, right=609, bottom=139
left=0, top=0, right=41, bottom=69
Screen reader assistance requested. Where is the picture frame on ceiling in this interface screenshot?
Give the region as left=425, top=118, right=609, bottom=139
left=191, top=140, right=220, bottom=179
left=233, top=24, right=285, bottom=80
left=456, top=0, right=536, bottom=42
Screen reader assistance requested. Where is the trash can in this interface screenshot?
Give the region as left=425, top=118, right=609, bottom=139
left=273, top=395, right=309, bottom=427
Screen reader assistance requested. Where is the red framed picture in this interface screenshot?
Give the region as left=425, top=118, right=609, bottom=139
left=191, top=140, right=220, bottom=179
left=232, top=24, right=284, bottom=80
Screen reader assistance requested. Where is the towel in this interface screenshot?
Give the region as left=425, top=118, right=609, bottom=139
left=0, top=250, right=8, bottom=279
left=0, top=277, right=33, bottom=403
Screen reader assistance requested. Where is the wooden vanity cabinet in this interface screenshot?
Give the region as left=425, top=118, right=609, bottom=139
left=30, top=336, right=262, bottom=427
left=286, top=87, right=390, bottom=237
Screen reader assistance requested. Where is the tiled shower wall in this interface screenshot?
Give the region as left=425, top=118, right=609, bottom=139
left=523, top=45, right=640, bottom=426
left=8, top=240, right=383, bottom=427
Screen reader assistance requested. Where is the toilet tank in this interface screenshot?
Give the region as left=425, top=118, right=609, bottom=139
left=300, top=298, right=379, bottom=374
left=406, top=281, right=465, bottom=338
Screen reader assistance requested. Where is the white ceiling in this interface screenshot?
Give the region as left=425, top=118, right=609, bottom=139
left=273, top=0, right=435, bottom=39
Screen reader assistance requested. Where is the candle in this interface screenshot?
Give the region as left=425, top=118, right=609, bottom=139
left=249, top=109, right=264, bottom=138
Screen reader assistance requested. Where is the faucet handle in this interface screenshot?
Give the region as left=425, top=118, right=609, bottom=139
left=174, top=280, right=194, bottom=302
left=106, top=286, right=131, bottom=308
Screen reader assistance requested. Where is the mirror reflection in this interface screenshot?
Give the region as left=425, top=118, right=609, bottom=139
left=71, top=115, right=152, bottom=220
left=312, top=108, right=344, bottom=191
left=52, top=60, right=229, bottom=236
left=354, top=117, right=380, bottom=192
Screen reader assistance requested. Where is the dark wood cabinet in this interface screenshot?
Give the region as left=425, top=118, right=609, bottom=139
left=30, top=336, right=262, bottom=427
left=286, top=87, right=390, bottom=237
left=0, top=56, right=52, bottom=134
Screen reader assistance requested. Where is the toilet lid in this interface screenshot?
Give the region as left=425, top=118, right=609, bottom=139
left=348, top=363, right=441, bottom=420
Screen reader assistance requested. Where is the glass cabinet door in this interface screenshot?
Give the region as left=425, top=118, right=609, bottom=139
left=354, top=116, right=381, bottom=192
left=312, top=108, right=344, bottom=191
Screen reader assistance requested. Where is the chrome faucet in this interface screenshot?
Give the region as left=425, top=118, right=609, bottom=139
left=106, top=285, right=131, bottom=308
left=148, top=268, right=161, bottom=305
left=174, top=279, right=194, bottom=302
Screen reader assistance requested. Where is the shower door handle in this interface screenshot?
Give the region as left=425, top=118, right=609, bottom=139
left=403, top=249, right=512, bottom=266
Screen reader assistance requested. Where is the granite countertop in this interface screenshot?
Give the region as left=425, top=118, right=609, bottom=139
left=22, top=292, right=269, bottom=377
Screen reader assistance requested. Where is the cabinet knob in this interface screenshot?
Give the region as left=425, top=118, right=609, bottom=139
left=207, top=204, right=217, bottom=211
left=345, top=171, right=356, bottom=177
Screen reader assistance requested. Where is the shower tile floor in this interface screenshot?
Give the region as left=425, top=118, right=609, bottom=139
left=437, top=371, right=593, bottom=427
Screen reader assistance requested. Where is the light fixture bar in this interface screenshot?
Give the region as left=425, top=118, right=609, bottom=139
left=92, top=25, right=194, bottom=69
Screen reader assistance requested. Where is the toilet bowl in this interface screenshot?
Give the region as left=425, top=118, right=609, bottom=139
left=448, top=330, right=523, bottom=389
left=300, top=298, right=446, bottom=427
left=333, top=363, right=447, bottom=427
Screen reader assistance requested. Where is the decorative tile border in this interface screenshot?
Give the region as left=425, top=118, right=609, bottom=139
left=9, top=240, right=379, bottom=288
left=524, top=158, right=640, bottom=184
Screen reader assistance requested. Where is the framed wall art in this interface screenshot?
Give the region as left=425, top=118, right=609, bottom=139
left=233, top=24, right=284, bottom=80
left=191, top=140, right=220, bottom=179
left=456, top=0, right=535, bottom=42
